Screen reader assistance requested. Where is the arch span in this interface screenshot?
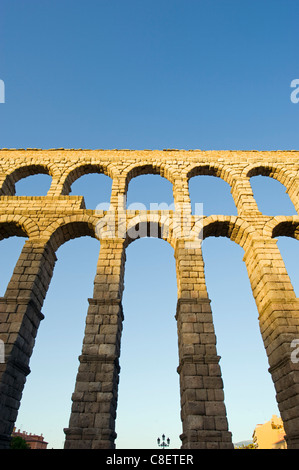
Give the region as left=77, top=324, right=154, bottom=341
left=0, top=216, right=37, bottom=241
left=200, top=216, right=257, bottom=249
left=244, top=163, right=299, bottom=183
left=245, top=163, right=299, bottom=202
left=60, top=163, right=116, bottom=196
left=44, top=216, right=99, bottom=252
left=186, top=162, right=238, bottom=186
left=1, top=163, right=57, bottom=196
left=124, top=163, right=176, bottom=193
left=263, top=216, right=299, bottom=240
left=125, top=212, right=175, bottom=249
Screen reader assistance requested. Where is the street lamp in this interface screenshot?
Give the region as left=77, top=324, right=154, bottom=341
left=157, top=434, right=170, bottom=449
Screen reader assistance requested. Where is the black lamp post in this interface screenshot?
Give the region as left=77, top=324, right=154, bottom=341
left=157, top=434, right=170, bottom=449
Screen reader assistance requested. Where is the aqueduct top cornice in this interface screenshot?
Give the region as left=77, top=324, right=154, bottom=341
left=1, top=148, right=299, bottom=161
left=1, top=149, right=299, bottom=182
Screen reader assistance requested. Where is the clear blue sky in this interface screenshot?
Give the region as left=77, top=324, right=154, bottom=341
left=0, top=0, right=299, bottom=449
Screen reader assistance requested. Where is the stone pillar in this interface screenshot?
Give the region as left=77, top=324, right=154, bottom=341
left=230, top=177, right=261, bottom=215
left=0, top=240, right=57, bottom=449
left=46, top=176, right=65, bottom=196
left=46, top=170, right=77, bottom=197
left=243, top=238, right=299, bottom=449
left=173, top=179, right=192, bottom=214
left=110, top=177, right=126, bottom=211
left=285, top=177, right=299, bottom=214
left=174, top=240, right=233, bottom=449
left=64, top=238, right=126, bottom=449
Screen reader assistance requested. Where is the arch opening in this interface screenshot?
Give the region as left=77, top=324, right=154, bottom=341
left=15, top=173, right=52, bottom=196
left=189, top=175, right=237, bottom=216
left=14, top=235, right=101, bottom=449
left=250, top=175, right=296, bottom=216
left=272, top=220, right=299, bottom=240
left=202, top=236, right=280, bottom=445
left=126, top=174, right=174, bottom=211
left=126, top=220, right=173, bottom=247
left=115, top=237, right=181, bottom=449
left=62, top=164, right=113, bottom=197
left=46, top=219, right=97, bottom=253
left=272, top=222, right=299, bottom=298
left=69, top=172, right=112, bottom=210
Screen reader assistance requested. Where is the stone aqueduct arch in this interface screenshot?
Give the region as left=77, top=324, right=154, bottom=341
left=0, top=149, right=298, bottom=449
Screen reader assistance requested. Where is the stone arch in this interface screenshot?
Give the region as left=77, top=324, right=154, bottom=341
left=199, top=216, right=257, bottom=249
left=116, top=234, right=180, bottom=447
left=273, top=221, right=299, bottom=240
left=265, top=217, right=299, bottom=297
left=186, top=164, right=239, bottom=215
left=244, top=163, right=299, bottom=212
left=0, top=215, right=39, bottom=241
left=123, top=164, right=176, bottom=213
left=60, top=163, right=116, bottom=196
left=244, top=163, right=298, bottom=183
left=199, top=229, right=281, bottom=444
left=123, top=163, right=176, bottom=208
left=1, top=163, right=58, bottom=196
left=7, top=218, right=103, bottom=449
left=263, top=216, right=299, bottom=240
left=263, top=216, right=299, bottom=298
left=186, top=162, right=238, bottom=186
left=44, top=215, right=99, bottom=252
left=125, top=212, right=176, bottom=249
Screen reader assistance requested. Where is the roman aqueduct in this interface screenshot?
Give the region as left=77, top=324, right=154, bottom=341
left=0, top=149, right=298, bottom=449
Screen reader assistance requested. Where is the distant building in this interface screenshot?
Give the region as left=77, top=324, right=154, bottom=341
left=272, top=434, right=287, bottom=449
left=252, top=415, right=287, bottom=449
left=12, top=429, right=48, bottom=449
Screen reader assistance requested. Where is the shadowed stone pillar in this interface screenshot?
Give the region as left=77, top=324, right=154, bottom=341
left=64, top=238, right=126, bottom=449
left=0, top=240, right=57, bottom=449
left=0, top=175, right=15, bottom=196
left=175, top=240, right=233, bottom=449
left=243, top=238, right=299, bottom=449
